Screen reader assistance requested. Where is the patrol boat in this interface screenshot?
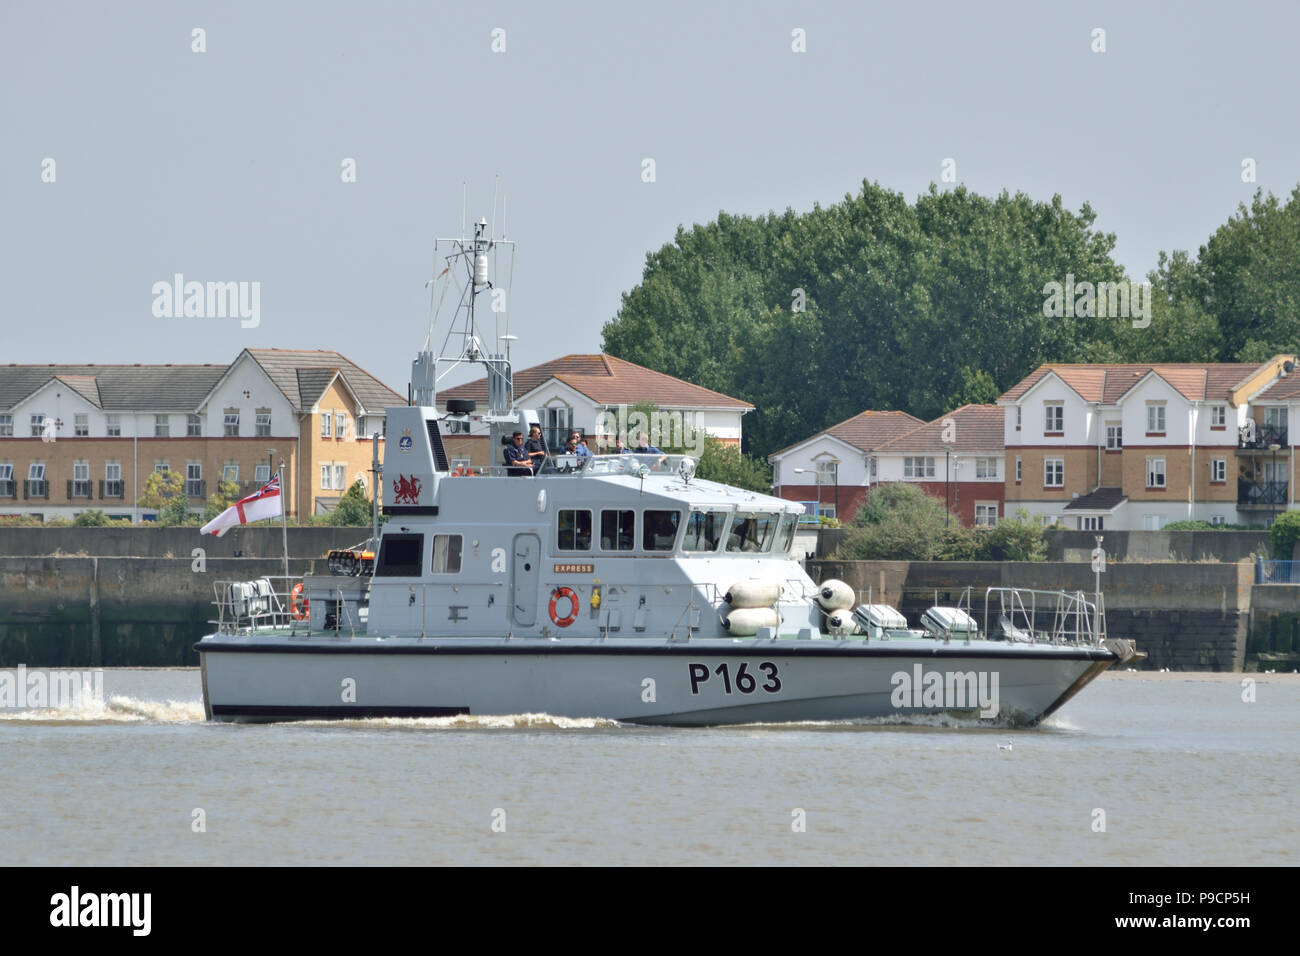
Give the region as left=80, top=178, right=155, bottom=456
left=195, top=219, right=1138, bottom=725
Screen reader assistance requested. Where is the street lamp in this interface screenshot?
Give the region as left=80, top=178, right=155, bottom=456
left=943, top=445, right=953, bottom=527
left=1269, top=443, right=1281, bottom=525
left=793, top=467, right=821, bottom=519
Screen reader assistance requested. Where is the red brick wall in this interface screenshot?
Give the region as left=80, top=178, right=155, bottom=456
left=778, top=481, right=1004, bottom=526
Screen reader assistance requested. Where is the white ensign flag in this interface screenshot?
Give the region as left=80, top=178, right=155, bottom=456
left=200, top=473, right=283, bottom=537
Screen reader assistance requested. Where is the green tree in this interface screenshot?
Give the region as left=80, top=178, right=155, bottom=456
left=73, top=509, right=110, bottom=527
left=692, top=435, right=771, bottom=493
left=837, top=483, right=956, bottom=561
left=1270, top=510, right=1300, bottom=561
left=136, top=470, right=196, bottom=524
left=331, top=480, right=373, bottom=526
left=603, top=181, right=1134, bottom=459
left=984, top=509, right=1047, bottom=561
left=203, top=480, right=243, bottom=522
left=1196, top=187, right=1300, bottom=361
left=136, top=470, right=184, bottom=511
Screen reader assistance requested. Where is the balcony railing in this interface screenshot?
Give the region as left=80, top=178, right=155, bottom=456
left=186, top=479, right=206, bottom=498
left=23, top=479, right=49, bottom=499
left=1238, top=424, right=1289, bottom=450
left=1238, top=479, right=1289, bottom=506
left=0, top=479, right=15, bottom=499
left=99, top=479, right=124, bottom=499
left=67, top=479, right=92, bottom=499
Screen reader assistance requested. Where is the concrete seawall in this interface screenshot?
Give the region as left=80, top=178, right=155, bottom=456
left=1, top=553, right=1292, bottom=670
left=0, top=557, right=323, bottom=667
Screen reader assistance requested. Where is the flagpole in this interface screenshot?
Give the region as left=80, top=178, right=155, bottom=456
left=279, top=459, right=290, bottom=580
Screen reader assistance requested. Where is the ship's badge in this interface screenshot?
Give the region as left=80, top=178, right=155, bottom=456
left=399, top=428, right=413, bottom=453
left=393, top=474, right=422, bottom=504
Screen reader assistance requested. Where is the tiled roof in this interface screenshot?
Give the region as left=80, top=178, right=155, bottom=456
left=440, top=353, right=753, bottom=410
left=0, top=364, right=227, bottom=411
left=1253, top=371, right=1300, bottom=401
left=244, top=349, right=404, bottom=414
left=873, top=405, right=1005, bottom=454
left=1000, top=363, right=1266, bottom=405
left=770, top=409, right=925, bottom=457
left=1063, top=487, right=1128, bottom=512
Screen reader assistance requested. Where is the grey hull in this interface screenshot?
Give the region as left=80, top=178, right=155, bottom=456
left=197, top=634, right=1117, bottom=727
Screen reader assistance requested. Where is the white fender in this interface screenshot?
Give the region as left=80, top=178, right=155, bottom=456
left=724, top=579, right=782, bottom=608
left=722, top=607, right=780, bottom=636
left=816, top=579, right=855, bottom=611
left=826, top=609, right=857, bottom=636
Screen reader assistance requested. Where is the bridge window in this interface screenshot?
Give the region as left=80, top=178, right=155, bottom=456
left=643, top=510, right=680, bottom=551
left=600, top=509, right=635, bottom=551
left=375, top=533, right=424, bottom=577
left=727, top=513, right=777, bottom=553
left=558, top=509, right=592, bottom=551
left=682, top=511, right=728, bottom=552
left=776, top=514, right=797, bottom=553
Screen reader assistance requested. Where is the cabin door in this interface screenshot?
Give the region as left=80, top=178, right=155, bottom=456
left=511, top=533, right=541, bottom=627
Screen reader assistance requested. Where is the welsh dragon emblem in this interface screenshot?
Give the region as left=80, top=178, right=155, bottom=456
left=392, top=474, right=422, bottom=504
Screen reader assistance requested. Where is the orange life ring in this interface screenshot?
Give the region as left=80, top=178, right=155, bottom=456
left=291, top=582, right=309, bottom=621
left=549, top=586, right=579, bottom=628
left=451, top=466, right=469, bottom=477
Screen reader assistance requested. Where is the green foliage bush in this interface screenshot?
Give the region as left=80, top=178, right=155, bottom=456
left=837, top=486, right=1045, bottom=562
left=1270, top=511, right=1300, bottom=560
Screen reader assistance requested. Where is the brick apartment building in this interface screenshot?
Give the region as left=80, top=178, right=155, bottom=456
left=1000, top=355, right=1299, bottom=530
left=0, top=349, right=402, bottom=523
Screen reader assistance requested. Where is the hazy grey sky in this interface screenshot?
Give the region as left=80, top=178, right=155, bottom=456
left=4, top=1, right=1299, bottom=395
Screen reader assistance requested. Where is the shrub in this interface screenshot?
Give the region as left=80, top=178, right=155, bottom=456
left=1271, top=510, right=1300, bottom=561
left=985, top=509, right=1047, bottom=561
left=837, top=484, right=954, bottom=560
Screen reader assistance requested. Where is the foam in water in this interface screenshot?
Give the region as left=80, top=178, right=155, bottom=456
left=292, top=712, right=622, bottom=731
left=0, top=695, right=204, bottom=724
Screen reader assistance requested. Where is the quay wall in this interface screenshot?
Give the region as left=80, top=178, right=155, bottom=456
left=0, top=553, right=1288, bottom=671
left=0, top=557, right=323, bottom=667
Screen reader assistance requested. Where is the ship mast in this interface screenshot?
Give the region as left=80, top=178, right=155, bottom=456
left=411, top=214, right=516, bottom=418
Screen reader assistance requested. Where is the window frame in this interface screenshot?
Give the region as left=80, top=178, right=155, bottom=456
left=600, top=508, right=637, bottom=552
left=1145, top=457, right=1166, bottom=489
left=1044, top=403, right=1064, bottom=434
left=187, top=414, right=202, bottom=437
left=154, top=414, right=170, bottom=438
left=557, top=508, right=594, bottom=552
left=1043, top=458, right=1064, bottom=488
left=1146, top=403, right=1166, bottom=435
left=1106, top=423, right=1123, bottom=450
left=430, top=534, right=463, bottom=574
